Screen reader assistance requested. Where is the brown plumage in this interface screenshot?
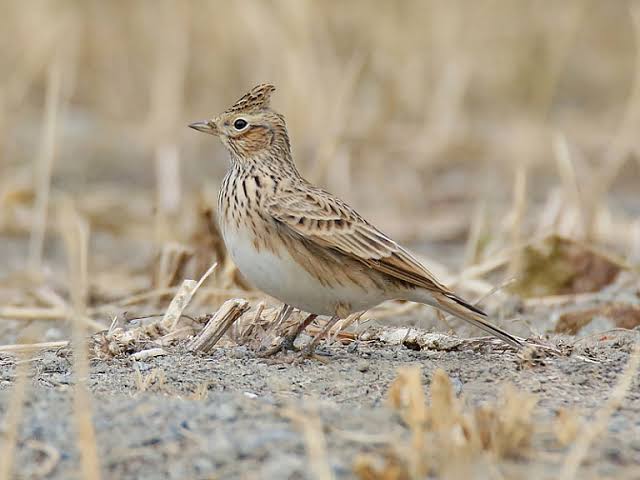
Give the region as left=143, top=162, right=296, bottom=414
left=189, top=84, right=524, bottom=353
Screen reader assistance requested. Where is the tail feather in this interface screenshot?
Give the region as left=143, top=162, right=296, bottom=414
left=433, top=293, right=524, bottom=349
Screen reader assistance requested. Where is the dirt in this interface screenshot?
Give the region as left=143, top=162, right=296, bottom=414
left=1, top=329, right=639, bottom=480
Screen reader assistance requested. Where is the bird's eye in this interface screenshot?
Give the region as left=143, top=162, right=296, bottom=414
left=233, top=118, right=248, bottom=130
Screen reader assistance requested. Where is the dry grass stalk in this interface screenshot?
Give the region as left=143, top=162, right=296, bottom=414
left=553, top=132, right=585, bottom=237
left=135, top=367, right=167, bottom=393
left=187, top=298, right=250, bottom=352
left=59, top=200, right=102, bottom=480
left=161, top=279, right=196, bottom=329
left=284, top=406, right=335, bottom=480
left=477, top=384, right=538, bottom=458
left=130, top=347, right=168, bottom=361
left=553, top=408, right=581, bottom=448
left=93, top=312, right=204, bottom=358
left=386, top=366, right=428, bottom=478
left=0, top=306, right=104, bottom=331
left=150, top=2, right=188, bottom=243
left=92, top=261, right=218, bottom=357
left=229, top=303, right=278, bottom=347
left=0, top=340, right=69, bottom=353
left=153, top=242, right=194, bottom=299
left=27, top=56, right=62, bottom=273
left=506, top=162, right=528, bottom=278
left=165, top=261, right=217, bottom=330
left=380, top=366, right=541, bottom=478
left=335, top=311, right=365, bottom=337
left=463, top=199, right=486, bottom=268
left=581, top=4, right=640, bottom=241
left=0, top=306, right=66, bottom=320
left=559, top=342, right=640, bottom=480
left=0, top=354, right=28, bottom=480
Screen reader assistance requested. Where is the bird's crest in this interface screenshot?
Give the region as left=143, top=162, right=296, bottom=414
left=225, top=84, right=276, bottom=114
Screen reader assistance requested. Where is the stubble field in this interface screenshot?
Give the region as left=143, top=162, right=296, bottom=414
left=1, top=2, right=639, bottom=479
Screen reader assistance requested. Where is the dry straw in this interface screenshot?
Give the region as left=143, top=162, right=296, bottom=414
left=59, top=200, right=102, bottom=480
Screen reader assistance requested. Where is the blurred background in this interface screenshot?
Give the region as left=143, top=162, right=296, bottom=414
left=1, top=0, right=639, bottom=342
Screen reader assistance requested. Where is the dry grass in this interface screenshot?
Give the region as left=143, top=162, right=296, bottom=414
left=59, top=200, right=101, bottom=480
left=1, top=1, right=640, bottom=478
left=387, top=367, right=538, bottom=477
left=354, top=352, right=639, bottom=479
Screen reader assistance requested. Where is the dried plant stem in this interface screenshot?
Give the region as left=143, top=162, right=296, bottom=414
left=284, top=406, right=335, bottom=480
left=506, top=162, right=528, bottom=277
left=60, top=201, right=101, bottom=480
left=187, top=298, right=250, bottom=352
left=0, top=356, right=28, bottom=480
left=0, top=306, right=104, bottom=331
left=463, top=199, right=486, bottom=268
left=0, top=340, right=68, bottom=353
left=559, top=343, right=640, bottom=480
left=162, top=279, right=197, bottom=329
left=151, top=2, right=188, bottom=242
left=553, top=132, right=584, bottom=235
left=166, top=261, right=217, bottom=330
left=28, top=57, right=62, bottom=272
left=584, top=4, right=640, bottom=239
left=0, top=306, right=66, bottom=320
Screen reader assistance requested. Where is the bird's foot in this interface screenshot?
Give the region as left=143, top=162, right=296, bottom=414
left=257, top=334, right=300, bottom=358
left=295, top=342, right=333, bottom=364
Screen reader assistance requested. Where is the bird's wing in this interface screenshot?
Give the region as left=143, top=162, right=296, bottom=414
left=266, top=184, right=455, bottom=298
left=266, top=184, right=524, bottom=349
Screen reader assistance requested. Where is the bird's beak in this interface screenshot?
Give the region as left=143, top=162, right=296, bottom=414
left=188, top=120, right=217, bottom=135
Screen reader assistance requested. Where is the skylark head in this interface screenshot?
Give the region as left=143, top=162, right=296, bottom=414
left=189, top=84, right=290, bottom=161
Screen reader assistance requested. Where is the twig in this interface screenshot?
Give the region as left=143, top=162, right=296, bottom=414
left=506, top=162, right=528, bottom=277
left=187, top=298, right=250, bottom=352
left=162, top=279, right=196, bottom=329
left=59, top=200, right=102, bottom=480
left=0, top=341, right=69, bottom=353
left=0, top=306, right=66, bottom=320
left=164, top=261, right=217, bottom=330
left=283, top=405, right=335, bottom=480
left=28, top=56, right=63, bottom=272
left=130, top=348, right=168, bottom=361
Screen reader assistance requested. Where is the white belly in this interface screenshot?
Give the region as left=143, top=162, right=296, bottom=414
left=223, top=225, right=386, bottom=316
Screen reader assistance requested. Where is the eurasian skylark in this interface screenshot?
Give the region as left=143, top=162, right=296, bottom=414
left=189, top=84, right=523, bottom=355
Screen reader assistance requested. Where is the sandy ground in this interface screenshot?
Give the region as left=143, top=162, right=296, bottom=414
left=1, top=329, right=638, bottom=480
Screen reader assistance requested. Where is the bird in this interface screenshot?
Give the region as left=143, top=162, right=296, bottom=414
left=189, top=84, right=524, bottom=356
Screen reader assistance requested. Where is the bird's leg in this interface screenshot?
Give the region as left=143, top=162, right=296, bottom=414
left=299, top=315, right=341, bottom=359
left=280, top=313, right=317, bottom=352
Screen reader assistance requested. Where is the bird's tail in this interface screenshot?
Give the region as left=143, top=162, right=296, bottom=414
left=411, top=290, right=524, bottom=349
